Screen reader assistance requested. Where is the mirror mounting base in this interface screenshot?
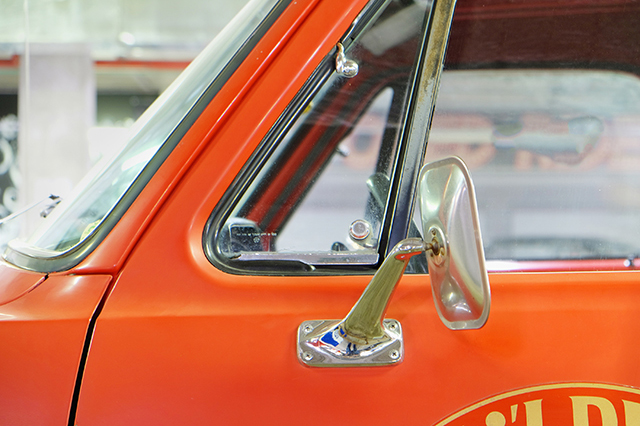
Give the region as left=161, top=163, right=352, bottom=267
left=297, top=319, right=403, bottom=367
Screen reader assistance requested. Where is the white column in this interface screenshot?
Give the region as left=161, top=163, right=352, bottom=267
left=18, top=43, right=94, bottom=234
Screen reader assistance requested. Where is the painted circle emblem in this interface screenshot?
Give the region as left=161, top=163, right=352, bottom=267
left=435, top=383, right=640, bottom=426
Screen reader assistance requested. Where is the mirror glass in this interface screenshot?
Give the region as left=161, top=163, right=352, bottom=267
left=418, top=156, right=490, bottom=330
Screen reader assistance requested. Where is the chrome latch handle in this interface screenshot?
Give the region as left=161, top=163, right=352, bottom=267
left=335, top=42, right=359, bottom=78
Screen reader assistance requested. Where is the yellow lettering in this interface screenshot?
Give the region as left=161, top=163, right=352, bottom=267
left=571, top=396, right=618, bottom=426
left=511, top=404, right=518, bottom=423
left=485, top=411, right=506, bottom=426
left=623, top=400, right=640, bottom=426
left=524, top=400, right=544, bottom=426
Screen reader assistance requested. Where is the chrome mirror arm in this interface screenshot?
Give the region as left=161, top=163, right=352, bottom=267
left=342, top=238, right=427, bottom=345
left=297, top=237, right=443, bottom=367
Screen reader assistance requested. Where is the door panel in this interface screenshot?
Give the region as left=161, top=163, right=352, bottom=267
left=0, top=270, right=110, bottom=425
left=75, top=225, right=640, bottom=425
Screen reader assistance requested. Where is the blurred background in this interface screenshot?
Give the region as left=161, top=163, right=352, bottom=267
left=0, top=0, right=250, bottom=244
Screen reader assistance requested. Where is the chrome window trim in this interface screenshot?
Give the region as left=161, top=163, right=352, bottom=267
left=382, top=0, right=457, bottom=256
left=205, top=0, right=439, bottom=276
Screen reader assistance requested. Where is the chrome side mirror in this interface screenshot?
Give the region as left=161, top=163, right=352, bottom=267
left=297, top=156, right=490, bottom=367
left=419, top=156, right=490, bottom=330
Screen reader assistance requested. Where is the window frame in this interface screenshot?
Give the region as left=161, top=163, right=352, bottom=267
left=204, top=0, right=439, bottom=276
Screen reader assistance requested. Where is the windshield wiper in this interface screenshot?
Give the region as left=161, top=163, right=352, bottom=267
left=0, top=194, right=61, bottom=226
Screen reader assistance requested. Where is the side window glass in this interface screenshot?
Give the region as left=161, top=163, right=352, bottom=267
left=422, top=3, right=640, bottom=271
left=222, top=85, right=395, bottom=260
left=275, top=88, right=394, bottom=253
left=211, top=0, right=429, bottom=270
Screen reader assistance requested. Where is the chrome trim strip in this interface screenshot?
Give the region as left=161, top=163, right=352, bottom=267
left=384, top=0, right=457, bottom=255
left=233, top=252, right=378, bottom=265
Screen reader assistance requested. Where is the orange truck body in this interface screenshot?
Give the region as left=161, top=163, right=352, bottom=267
left=2, top=0, right=640, bottom=424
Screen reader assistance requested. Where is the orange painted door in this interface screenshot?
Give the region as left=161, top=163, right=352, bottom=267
left=0, top=265, right=110, bottom=426
left=74, top=0, right=640, bottom=425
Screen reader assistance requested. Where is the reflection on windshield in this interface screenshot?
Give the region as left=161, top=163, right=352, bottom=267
left=10, top=0, right=280, bottom=256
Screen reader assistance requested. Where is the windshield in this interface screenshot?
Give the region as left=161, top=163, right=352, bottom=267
left=5, top=0, right=282, bottom=268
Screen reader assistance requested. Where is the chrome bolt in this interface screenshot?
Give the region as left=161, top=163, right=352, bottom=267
left=302, top=352, right=314, bottom=362
left=388, top=321, right=398, bottom=331
left=303, top=324, right=314, bottom=334
left=389, top=349, right=400, bottom=360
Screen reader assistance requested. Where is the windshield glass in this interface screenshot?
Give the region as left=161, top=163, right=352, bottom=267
left=7, top=0, right=280, bottom=259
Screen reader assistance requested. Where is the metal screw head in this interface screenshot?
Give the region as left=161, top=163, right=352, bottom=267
left=349, top=219, right=371, bottom=241
left=625, top=257, right=636, bottom=268
left=389, top=349, right=400, bottom=360
left=387, top=321, right=398, bottom=331
left=427, top=226, right=447, bottom=267
left=302, top=352, right=314, bottom=362
left=303, top=324, right=314, bottom=334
